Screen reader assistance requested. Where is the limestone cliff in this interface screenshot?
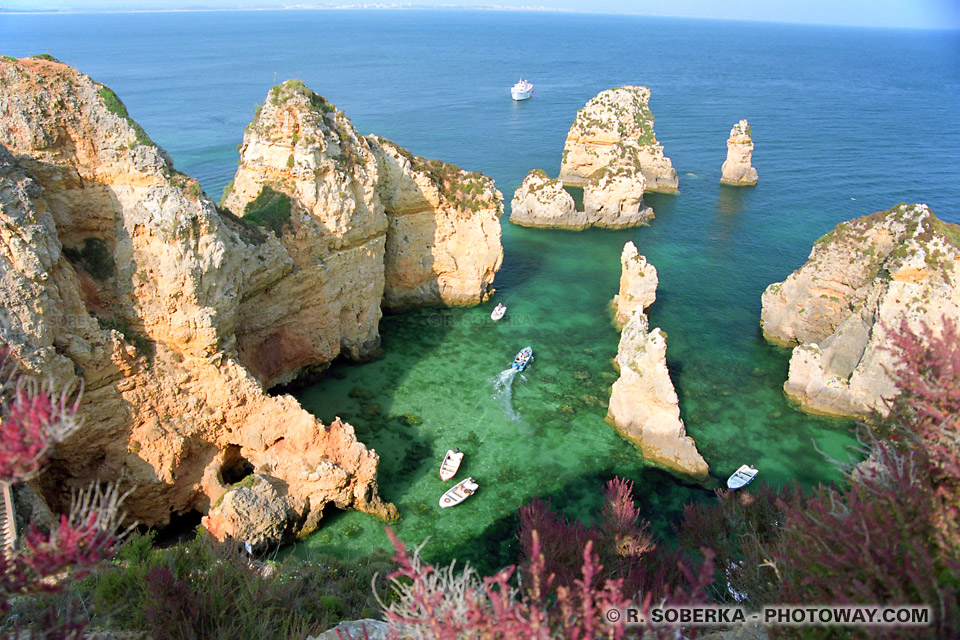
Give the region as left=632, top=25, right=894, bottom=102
left=221, top=80, right=386, bottom=388
left=0, top=57, right=398, bottom=539
left=222, top=82, right=502, bottom=315
left=720, top=120, right=758, bottom=186
left=559, top=86, right=678, bottom=194
left=761, top=204, right=960, bottom=418
left=606, top=244, right=708, bottom=480
left=612, top=241, right=658, bottom=328
left=509, top=169, right=582, bottom=229
left=366, top=136, right=503, bottom=309
left=582, top=167, right=654, bottom=229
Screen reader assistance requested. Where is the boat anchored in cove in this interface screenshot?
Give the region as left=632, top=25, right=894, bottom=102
left=511, top=78, right=533, bottom=101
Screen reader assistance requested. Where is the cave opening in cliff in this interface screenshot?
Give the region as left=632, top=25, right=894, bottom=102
left=562, top=185, right=585, bottom=212
left=220, top=445, right=255, bottom=485
left=152, top=509, right=205, bottom=547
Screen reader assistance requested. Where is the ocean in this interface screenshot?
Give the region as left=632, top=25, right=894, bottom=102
left=4, top=9, right=959, bottom=571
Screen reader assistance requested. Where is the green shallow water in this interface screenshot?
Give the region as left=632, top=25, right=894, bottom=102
left=294, top=205, right=858, bottom=574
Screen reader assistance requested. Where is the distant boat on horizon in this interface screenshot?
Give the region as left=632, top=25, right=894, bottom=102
left=511, top=78, right=533, bottom=101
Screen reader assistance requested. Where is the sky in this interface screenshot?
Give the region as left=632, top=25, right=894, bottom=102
left=2, top=0, right=960, bottom=30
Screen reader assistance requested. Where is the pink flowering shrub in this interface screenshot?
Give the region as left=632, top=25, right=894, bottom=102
left=0, top=349, right=125, bottom=638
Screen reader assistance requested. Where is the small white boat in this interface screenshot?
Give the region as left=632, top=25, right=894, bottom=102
left=439, top=448, right=464, bottom=481
left=727, top=464, right=758, bottom=490
left=491, top=303, right=507, bottom=321
left=511, top=78, right=533, bottom=101
left=439, top=477, right=478, bottom=508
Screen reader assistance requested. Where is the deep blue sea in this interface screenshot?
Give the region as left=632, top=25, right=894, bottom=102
left=4, top=10, right=960, bottom=571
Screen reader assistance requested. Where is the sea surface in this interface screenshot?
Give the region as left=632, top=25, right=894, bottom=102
left=4, top=10, right=960, bottom=572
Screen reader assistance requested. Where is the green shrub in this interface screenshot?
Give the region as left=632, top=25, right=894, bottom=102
left=31, top=53, right=58, bottom=62
left=242, top=186, right=292, bottom=236
left=97, top=85, right=155, bottom=147
left=62, top=237, right=115, bottom=281
left=96, top=316, right=154, bottom=359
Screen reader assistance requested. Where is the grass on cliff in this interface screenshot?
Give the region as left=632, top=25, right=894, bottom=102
left=3, top=530, right=397, bottom=640
left=242, top=186, right=293, bottom=236
left=97, top=85, right=155, bottom=148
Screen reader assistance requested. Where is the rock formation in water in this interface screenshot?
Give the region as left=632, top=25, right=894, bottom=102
left=509, top=169, right=581, bottom=228
left=606, top=244, right=708, bottom=480
left=510, top=166, right=653, bottom=230
left=366, top=136, right=503, bottom=309
left=761, top=204, right=960, bottom=418
left=720, top=119, right=758, bottom=186
left=559, top=86, right=678, bottom=194
left=223, top=82, right=502, bottom=316
left=0, top=56, right=517, bottom=546
left=582, top=166, right=654, bottom=228
left=612, top=241, right=658, bottom=328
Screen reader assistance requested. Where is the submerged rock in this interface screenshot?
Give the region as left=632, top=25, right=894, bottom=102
left=559, top=86, right=678, bottom=194
left=0, top=57, right=402, bottom=540
left=720, top=119, right=758, bottom=186
left=606, top=243, right=708, bottom=480
left=761, top=203, right=960, bottom=418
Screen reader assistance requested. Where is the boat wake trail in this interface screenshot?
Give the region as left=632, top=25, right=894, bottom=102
left=491, top=368, right=521, bottom=421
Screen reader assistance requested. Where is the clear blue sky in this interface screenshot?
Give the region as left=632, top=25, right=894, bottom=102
left=3, top=0, right=960, bottom=30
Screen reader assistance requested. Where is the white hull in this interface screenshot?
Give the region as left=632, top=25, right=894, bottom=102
left=491, top=304, right=506, bottom=321
left=511, top=89, right=533, bottom=101
left=727, top=464, right=758, bottom=490
left=439, top=449, right=464, bottom=481
left=440, top=477, right=478, bottom=508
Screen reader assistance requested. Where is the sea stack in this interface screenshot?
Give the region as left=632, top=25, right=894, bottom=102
left=761, top=203, right=960, bottom=419
left=559, top=86, right=678, bottom=194
left=612, top=241, right=658, bottom=328
left=607, top=243, right=709, bottom=481
left=720, top=119, right=758, bottom=186
left=510, top=167, right=652, bottom=230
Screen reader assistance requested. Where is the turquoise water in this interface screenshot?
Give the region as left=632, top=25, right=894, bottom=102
left=5, top=10, right=959, bottom=572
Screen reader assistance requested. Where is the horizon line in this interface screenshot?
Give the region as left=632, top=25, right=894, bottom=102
left=2, top=5, right=959, bottom=32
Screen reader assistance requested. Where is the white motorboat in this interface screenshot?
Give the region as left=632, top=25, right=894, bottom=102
left=491, top=303, right=507, bottom=321
left=727, top=464, right=758, bottom=490
left=511, top=79, right=533, bottom=101
left=439, top=448, right=464, bottom=481
left=439, top=477, right=478, bottom=508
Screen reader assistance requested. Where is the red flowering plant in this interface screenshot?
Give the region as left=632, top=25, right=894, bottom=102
left=0, top=348, right=130, bottom=638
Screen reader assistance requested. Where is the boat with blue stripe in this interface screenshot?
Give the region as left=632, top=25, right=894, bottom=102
left=511, top=346, right=533, bottom=371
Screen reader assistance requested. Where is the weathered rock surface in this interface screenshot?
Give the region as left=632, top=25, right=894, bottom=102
left=559, top=86, right=678, bottom=194
left=606, top=244, right=708, bottom=480
left=761, top=203, right=960, bottom=418
left=367, top=136, right=503, bottom=309
left=509, top=169, right=582, bottom=229
left=582, top=167, right=654, bottom=228
left=720, top=119, right=758, bottom=186
left=0, top=57, right=399, bottom=539
left=612, top=241, right=658, bottom=328
left=309, top=619, right=390, bottom=640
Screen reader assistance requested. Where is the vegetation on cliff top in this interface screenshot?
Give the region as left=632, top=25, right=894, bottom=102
left=97, top=84, right=155, bottom=148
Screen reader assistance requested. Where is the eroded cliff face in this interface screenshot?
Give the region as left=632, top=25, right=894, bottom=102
left=367, top=136, right=503, bottom=309
left=612, top=242, right=657, bottom=328
left=720, top=120, right=758, bottom=186
left=559, top=86, right=678, bottom=194
left=509, top=169, right=582, bottom=229
left=0, top=57, right=398, bottom=538
left=761, top=204, right=960, bottom=418
left=606, top=243, right=708, bottom=480
left=582, top=167, right=654, bottom=229
left=221, top=80, right=386, bottom=388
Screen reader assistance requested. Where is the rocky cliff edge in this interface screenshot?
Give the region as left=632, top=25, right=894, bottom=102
left=761, top=204, right=960, bottom=418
